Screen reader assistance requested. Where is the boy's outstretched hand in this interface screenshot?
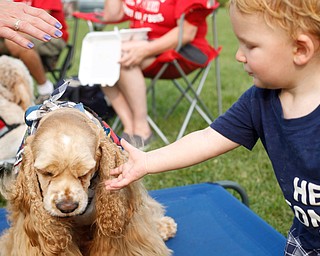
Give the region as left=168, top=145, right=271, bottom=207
left=105, top=139, right=148, bottom=190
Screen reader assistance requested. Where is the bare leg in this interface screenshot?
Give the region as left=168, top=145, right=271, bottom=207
left=117, top=66, right=151, bottom=139
left=102, top=85, right=134, bottom=135
left=102, top=67, right=152, bottom=139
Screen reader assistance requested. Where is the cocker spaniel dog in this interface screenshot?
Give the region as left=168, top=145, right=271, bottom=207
left=0, top=103, right=177, bottom=255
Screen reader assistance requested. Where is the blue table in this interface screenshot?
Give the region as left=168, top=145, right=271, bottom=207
left=0, top=182, right=286, bottom=255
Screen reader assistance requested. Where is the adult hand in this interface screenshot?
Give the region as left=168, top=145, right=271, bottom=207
left=0, top=1, right=63, bottom=49
left=105, top=139, right=148, bottom=190
left=120, top=40, right=150, bottom=67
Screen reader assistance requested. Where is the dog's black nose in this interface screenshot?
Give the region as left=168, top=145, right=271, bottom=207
left=56, top=200, right=79, bottom=213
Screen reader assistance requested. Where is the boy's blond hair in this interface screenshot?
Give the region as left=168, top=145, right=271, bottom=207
left=229, top=0, right=320, bottom=39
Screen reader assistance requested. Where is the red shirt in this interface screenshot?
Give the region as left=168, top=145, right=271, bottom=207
left=14, top=0, right=69, bottom=42
left=122, top=0, right=216, bottom=57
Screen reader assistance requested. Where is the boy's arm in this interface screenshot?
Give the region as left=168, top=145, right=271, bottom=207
left=105, top=127, right=239, bottom=190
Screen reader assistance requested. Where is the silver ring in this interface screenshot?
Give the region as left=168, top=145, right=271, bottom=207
left=13, top=19, right=21, bottom=31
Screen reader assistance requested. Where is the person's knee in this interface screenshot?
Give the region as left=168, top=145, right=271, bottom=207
left=102, top=85, right=120, bottom=100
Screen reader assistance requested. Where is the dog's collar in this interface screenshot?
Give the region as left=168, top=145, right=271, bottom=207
left=81, top=171, right=99, bottom=215
left=13, top=81, right=122, bottom=174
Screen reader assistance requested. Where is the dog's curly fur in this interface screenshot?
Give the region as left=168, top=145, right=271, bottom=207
left=0, top=55, right=34, bottom=198
left=0, top=108, right=177, bottom=256
left=0, top=55, right=34, bottom=162
left=0, top=55, right=33, bottom=111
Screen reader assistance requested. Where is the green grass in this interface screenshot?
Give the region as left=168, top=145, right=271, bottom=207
left=1, top=7, right=293, bottom=236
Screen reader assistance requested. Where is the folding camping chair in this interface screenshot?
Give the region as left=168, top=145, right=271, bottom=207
left=143, top=0, right=222, bottom=144
left=72, top=10, right=129, bottom=33
left=73, top=0, right=222, bottom=145
left=0, top=182, right=286, bottom=255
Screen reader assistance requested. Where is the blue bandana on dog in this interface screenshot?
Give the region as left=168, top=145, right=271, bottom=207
left=14, top=81, right=122, bottom=173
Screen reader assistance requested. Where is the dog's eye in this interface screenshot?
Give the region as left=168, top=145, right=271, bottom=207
left=78, top=173, right=88, bottom=180
left=38, top=170, right=54, bottom=177
left=36, top=168, right=54, bottom=177
left=78, top=173, right=92, bottom=185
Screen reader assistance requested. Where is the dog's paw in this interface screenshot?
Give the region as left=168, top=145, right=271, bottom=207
left=157, top=216, right=177, bottom=241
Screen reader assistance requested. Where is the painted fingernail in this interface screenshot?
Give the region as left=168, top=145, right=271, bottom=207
left=55, top=22, right=62, bottom=29
left=27, top=42, right=34, bottom=49
left=54, top=30, right=63, bottom=37
left=44, top=34, right=51, bottom=41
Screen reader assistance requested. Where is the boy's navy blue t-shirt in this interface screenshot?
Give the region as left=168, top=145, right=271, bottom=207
left=211, top=86, right=320, bottom=249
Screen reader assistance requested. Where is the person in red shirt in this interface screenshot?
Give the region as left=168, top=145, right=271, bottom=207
left=0, top=0, right=69, bottom=101
left=102, top=0, right=218, bottom=149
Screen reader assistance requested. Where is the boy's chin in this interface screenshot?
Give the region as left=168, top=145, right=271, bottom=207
left=253, top=79, right=270, bottom=89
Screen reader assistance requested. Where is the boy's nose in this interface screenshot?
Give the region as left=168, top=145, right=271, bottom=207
left=235, top=49, right=246, bottom=63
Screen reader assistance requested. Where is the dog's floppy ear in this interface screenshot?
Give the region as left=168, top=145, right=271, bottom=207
left=11, top=136, right=72, bottom=255
left=10, top=135, right=39, bottom=217
left=94, top=131, right=135, bottom=238
left=12, top=77, right=33, bottom=110
left=0, top=83, right=15, bottom=102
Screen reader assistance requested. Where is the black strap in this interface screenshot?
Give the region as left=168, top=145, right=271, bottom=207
left=0, top=116, right=22, bottom=138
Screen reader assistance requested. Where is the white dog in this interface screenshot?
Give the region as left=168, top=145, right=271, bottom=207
left=0, top=55, right=33, bottom=162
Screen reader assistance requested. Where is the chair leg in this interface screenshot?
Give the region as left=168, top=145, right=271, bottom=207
left=148, top=63, right=170, bottom=117
left=164, top=69, right=203, bottom=119
left=169, top=79, right=213, bottom=122
left=215, top=56, right=222, bottom=116
left=166, top=63, right=214, bottom=122
left=212, top=10, right=222, bottom=116
left=147, top=60, right=215, bottom=142
left=177, top=64, right=212, bottom=140
left=147, top=116, right=170, bottom=144
left=174, top=60, right=213, bottom=120
left=111, top=115, right=122, bottom=132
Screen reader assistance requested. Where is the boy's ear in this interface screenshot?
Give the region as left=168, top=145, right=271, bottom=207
left=293, top=34, right=317, bottom=65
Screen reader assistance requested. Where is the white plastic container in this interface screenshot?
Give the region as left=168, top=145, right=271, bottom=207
left=78, top=27, right=151, bottom=86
